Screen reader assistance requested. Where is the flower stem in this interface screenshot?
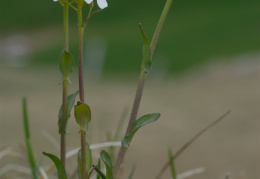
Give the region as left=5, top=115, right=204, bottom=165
left=60, top=79, right=68, bottom=165
left=150, top=0, right=173, bottom=59
left=78, top=6, right=85, bottom=103
left=112, top=0, right=173, bottom=176
left=64, top=2, right=69, bottom=51
left=113, top=71, right=147, bottom=176
left=60, top=1, right=69, bottom=166
left=77, top=2, right=86, bottom=179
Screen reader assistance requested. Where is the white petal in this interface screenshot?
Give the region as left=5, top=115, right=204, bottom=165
left=53, top=0, right=58, bottom=1
left=85, top=0, right=93, bottom=4
left=97, top=0, right=108, bottom=9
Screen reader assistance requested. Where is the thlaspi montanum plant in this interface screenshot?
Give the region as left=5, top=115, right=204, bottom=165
left=18, top=0, right=231, bottom=178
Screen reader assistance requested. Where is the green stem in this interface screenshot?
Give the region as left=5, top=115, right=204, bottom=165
left=60, top=1, right=69, bottom=166
left=60, top=79, right=68, bottom=165
left=77, top=2, right=86, bottom=179
left=78, top=6, right=85, bottom=103
left=112, top=0, right=173, bottom=176
left=150, top=0, right=173, bottom=59
left=113, top=69, right=147, bottom=177
left=64, top=2, right=69, bottom=51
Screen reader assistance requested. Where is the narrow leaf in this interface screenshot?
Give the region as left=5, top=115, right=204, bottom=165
left=74, top=101, right=91, bottom=133
left=122, top=113, right=160, bottom=148
left=86, top=143, right=92, bottom=174
left=22, top=98, right=39, bottom=179
left=96, top=159, right=101, bottom=179
left=139, top=24, right=152, bottom=74
left=168, top=149, right=177, bottom=179
left=94, top=166, right=106, bottom=179
left=77, top=143, right=92, bottom=179
left=100, top=150, right=113, bottom=179
left=59, top=50, right=74, bottom=80
left=128, top=165, right=136, bottom=179
left=43, top=152, right=67, bottom=179
left=58, top=91, right=79, bottom=134
left=78, top=149, right=82, bottom=179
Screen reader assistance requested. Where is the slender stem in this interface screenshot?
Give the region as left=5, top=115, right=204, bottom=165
left=125, top=71, right=146, bottom=136
left=78, top=8, right=85, bottom=103
left=60, top=1, right=69, bottom=166
left=60, top=80, right=68, bottom=165
left=77, top=2, right=86, bottom=178
left=113, top=71, right=147, bottom=175
left=113, top=0, right=173, bottom=176
left=150, top=0, right=173, bottom=59
left=64, top=2, right=69, bottom=51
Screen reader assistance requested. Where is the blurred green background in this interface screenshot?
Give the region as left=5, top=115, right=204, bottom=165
left=0, top=0, right=259, bottom=75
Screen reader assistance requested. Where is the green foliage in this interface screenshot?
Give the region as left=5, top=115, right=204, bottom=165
left=22, top=98, right=39, bottom=179
left=139, top=24, right=152, bottom=74
left=59, top=50, right=74, bottom=81
left=58, top=91, right=79, bottom=134
left=78, top=143, right=92, bottom=179
left=128, top=165, right=136, bottom=179
left=122, top=113, right=160, bottom=148
left=100, top=150, right=113, bottom=179
left=74, top=101, right=91, bottom=134
left=96, top=159, right=102, bottom=179
left=94, top=166, right=106, bottom=179
left=42, top=152, right=67, bottom=179
left=168, top=148, right=177, bottom=179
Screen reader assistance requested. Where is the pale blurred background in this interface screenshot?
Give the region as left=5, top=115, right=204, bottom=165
left=1, top=0, right=260, bottom=178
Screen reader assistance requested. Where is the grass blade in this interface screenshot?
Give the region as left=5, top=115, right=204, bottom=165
left=128, top=165, right=136, bottom=179
left=168, top=149, right=177, bottom=179
left=22, top=98, right=38, bottom=179
left=155, top=110, right=231, bottom=179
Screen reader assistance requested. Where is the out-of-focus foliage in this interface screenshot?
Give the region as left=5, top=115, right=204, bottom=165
left=1, top=0, right=259, bottom=75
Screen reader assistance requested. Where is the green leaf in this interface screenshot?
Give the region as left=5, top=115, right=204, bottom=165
left=77, top=149, right=82, bottom=179
left=58, top=91, right=79, bottom=134
left=96, top=159, right=101, bottom=179
left=100, top=150, right=113, bottom=179
left=78, top=143, right=92, bottom=179
left=43, top=152, right=67, bottom=179
left=139, top=24, right=152, bottom=74
left=168, top=148, right=177, bottom=179
left=94, top=166, right=106, bottom=179
left=22, top=98, right=39, bottom=179
left=122, top=113, right=160, bottom=148
left=74, top=101, right=91, bottom=134
left=59, top=50, right=74, bottom=81
left=128, top=165, right=136, bottom=179
left=86, top=143, right=92, bottom=174
left=78, top=143, right=92, bottom=178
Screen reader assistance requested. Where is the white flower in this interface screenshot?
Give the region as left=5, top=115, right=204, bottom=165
left=85, top=0, right=108, bottom=9
left=53, top=0, right=58, bottom=1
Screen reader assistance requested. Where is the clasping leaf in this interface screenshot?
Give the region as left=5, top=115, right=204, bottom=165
left=59, top=50, right=74, bottom=81
left=58, top=91, right=79, bottom=134
left=74, top=101, right=91, bottom=134
left=139, top=24, right=152, bottom=74
left=78, top=143, right=92, bottom=178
